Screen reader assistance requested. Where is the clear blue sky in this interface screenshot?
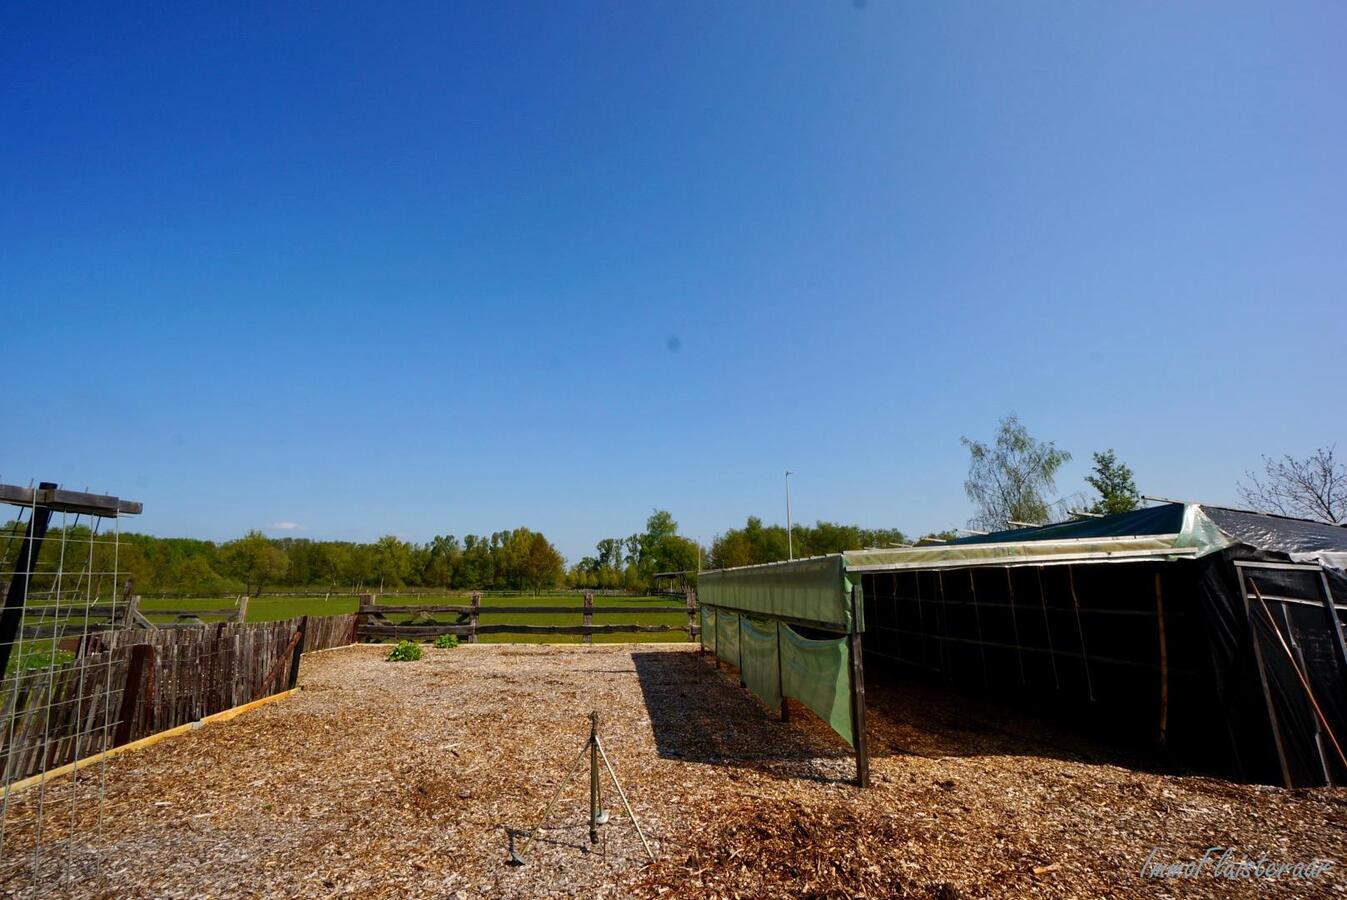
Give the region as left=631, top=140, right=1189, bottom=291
left=4, top=2, right=1344, bottom=561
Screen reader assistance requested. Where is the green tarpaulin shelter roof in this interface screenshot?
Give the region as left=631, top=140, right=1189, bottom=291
left=841, top=503, right=1234, bottom=572
left=697, top=554, right=856, bottom=631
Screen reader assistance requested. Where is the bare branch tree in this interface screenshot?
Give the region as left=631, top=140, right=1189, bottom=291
left=1237, top=446, right=1347, bottom=525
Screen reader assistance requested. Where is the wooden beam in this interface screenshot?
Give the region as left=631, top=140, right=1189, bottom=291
left=260, top=628, right=304, bottom=695
left=0, top=483, right=142, bottom=516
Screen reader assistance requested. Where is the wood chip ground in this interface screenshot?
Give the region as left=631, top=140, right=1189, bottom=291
left=2, top=644, right=1343, bottom=898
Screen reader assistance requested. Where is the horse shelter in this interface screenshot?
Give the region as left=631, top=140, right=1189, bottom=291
left=697, top=502, right=1347, bottom=788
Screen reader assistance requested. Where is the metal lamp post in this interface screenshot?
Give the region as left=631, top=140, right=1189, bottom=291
left=785, top=470, right=793, bottom=561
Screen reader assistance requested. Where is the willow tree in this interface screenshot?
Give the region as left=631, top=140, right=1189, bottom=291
left=962, top=416, right=1071, bottom=531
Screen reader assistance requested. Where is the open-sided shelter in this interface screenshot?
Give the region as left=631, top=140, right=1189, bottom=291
left=698, top=503, right=1347, bottom=788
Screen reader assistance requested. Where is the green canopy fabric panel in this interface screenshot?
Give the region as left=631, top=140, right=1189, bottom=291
left=715, top=609, right=740, bottom=666
left=780, top=624, right=854, bottom=746
left=739, top=616, right=782, bottom=712
left=699, top=605, right=716, bottom=654
left=698, top=555, right=857, bottom=631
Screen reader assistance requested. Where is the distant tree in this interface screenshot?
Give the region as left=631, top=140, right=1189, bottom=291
left=172, top=555, right=232, bottom=594
left=370, top=535, right=413, bottom=589
left=708, top=517, right=907, bottom=567
left=221, top=531, right=289, bottom=597
left=1238, top=446, right=1346, bottom=524
left=519, top=531, right=565, bottom=592
left=1086, top=449, right=1141, bottom=515
left=962, top=415, right=1071, bottom=530
left=421, top=535, right=460, bottom=588
left=639, top=510, right=700, bottom=577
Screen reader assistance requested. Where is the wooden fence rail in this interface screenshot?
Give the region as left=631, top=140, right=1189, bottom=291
left=16, top=595, right=251, bottom=642
left=355, top=592, right=700, bottom=643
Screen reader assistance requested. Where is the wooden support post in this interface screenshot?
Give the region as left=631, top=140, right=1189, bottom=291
left=356, top=592, right=373, bottom=643
left=1243, top=574, right=1293, bottom=788
left=1154, top=572, right=1169, bottom=748
left=287, top=615, right=308, bottom=690
left=686, top=588, right=696, bottom=643
left=209, top=622, right=225, bottom=713
left=776, top=620, right=788, bottom=722
left=1067, top=566, right=1096, bottom=702
left=469, top=592, right=481, bottom=644
left=122, top=592, right=140, bottom=629
left=711, top=607, right=720, bottom=669
left=849, top=629, right=870, bottom=788
left=236, top=595, right=250, bottom=624
left=0, top=483, right=56, bottom=676
left=968, top=570, right=989, bottom=689
left=935, top=571, right=951, bottom=683
left=737, top=613, right=745, bottom=687
left=1005, top=567, right=1026, bottom=687
left=1251, top=580, right=1347, bottom=779
left=582, top=592, right=594, bottom=645
left=114, top=644, right=155, bottom=747
left=1037, top=567, right=1060, bottom=691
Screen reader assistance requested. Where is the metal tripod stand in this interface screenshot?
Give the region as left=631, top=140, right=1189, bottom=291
left=508, top=711, right=656, bottom=865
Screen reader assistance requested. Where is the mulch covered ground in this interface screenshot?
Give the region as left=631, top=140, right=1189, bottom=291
left=2, top=643, right=1344, bottom=898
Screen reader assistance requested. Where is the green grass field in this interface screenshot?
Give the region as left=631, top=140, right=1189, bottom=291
left=137, top=593, right=691, bottom=645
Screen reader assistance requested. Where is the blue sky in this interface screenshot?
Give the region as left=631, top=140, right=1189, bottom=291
left=4, top=2, right=1344, bottom=561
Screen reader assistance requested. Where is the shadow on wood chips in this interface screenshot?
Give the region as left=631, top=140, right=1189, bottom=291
left=634, top=649, right=1347, bottom=899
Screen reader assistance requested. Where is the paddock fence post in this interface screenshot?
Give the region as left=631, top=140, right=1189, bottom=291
left=287, top=616, right=308, bottom=690
left=583, top=592, right=594, bottom=644
left=114, top=644, right=155, bottom=747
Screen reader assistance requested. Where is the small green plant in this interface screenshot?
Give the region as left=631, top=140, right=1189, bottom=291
left=386, top=640, right=422, bottom=662
left=434, top=634, right=459, bottom=649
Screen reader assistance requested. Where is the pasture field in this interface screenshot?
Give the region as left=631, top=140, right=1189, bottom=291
left=137, top=593, right=689, bottom=644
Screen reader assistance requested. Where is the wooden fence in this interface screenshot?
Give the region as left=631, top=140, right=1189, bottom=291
left=356, top=592, right=700, bottom=643
left=2, top=589, right=707, bottom=788
left=18, top=594, right=251, bottom=642
left=0, top=613, right=357, bottom=787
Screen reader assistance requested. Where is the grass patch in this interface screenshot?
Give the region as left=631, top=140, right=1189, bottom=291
left=5, top=642, right=75, bottom=676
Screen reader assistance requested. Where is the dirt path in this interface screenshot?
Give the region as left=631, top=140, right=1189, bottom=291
left=2, top=644, right=1343, bottom=898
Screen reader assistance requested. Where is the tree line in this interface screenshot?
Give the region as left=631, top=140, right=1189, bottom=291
left=5, top=418, right=1338, bottom=598
left=0, top=524, right=568, bottom=597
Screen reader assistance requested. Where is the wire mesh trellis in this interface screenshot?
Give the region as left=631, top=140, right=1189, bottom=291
left=0, top=482, right=142, bottom=894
